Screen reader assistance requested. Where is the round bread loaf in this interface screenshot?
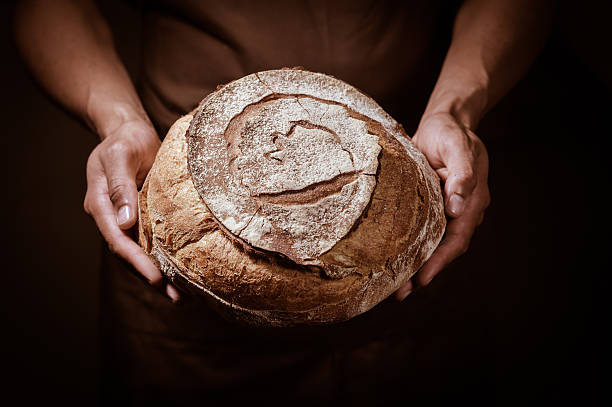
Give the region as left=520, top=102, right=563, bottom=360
left=138, top=68, right=445, bottom=326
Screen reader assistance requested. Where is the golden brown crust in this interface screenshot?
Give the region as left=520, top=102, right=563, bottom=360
left=138, top=69, right=445, bottom=326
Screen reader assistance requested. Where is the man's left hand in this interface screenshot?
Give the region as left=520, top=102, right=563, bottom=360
left=395, top=112, right=490, bottom=300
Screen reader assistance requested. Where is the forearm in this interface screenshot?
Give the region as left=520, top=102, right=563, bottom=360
left=13, top=0, right=149, bottom=138
left=423, top=0, right=553, bottom=129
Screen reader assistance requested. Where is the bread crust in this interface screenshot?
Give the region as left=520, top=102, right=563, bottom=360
left=138, top=69, right=445, bottom=326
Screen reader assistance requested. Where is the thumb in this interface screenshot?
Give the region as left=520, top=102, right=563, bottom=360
left=442, top=137, right=478, bottom=218
left=104, top=158, right=139, bottom=230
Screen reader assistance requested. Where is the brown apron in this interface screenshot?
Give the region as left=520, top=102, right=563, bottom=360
left=100, top=1, right=466, bottom=404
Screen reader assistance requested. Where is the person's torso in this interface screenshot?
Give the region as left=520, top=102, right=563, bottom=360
left=138, top=0, right=460, bottom=134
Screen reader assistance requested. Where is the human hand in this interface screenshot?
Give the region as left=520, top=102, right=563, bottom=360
left=395, top=112, right=490, bottom=300
left=83, top=119, right=180, bottom=301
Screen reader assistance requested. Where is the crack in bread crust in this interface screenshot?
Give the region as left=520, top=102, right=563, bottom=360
left=255, top=171, right=363, bottom=205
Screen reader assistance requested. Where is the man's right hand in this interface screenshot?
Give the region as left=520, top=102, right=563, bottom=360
left=83, top=119, right=179, bottom=301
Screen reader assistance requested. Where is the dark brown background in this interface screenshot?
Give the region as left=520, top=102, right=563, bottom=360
left=0, top=0, right=609, bottom=404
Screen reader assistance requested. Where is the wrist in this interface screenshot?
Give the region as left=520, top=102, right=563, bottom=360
left=85, top=87, right=153, bottom=141
left=422, top=70, right=489, bottom=130
left=89, top=102, right=153, bottom=141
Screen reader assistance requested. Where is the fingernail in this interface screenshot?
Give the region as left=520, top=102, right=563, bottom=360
left=448, top=194, right=465, bottom=217
left=117, top=205, right=131, bottom=225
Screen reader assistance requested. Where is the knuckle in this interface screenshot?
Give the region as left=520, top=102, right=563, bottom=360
left=452, top=169, right=477, bottom=194
left=483, top=190, right=492, bottom=209
left=105, top=139, right=136, bottom=160
left=85, top=153, right=95, bottom=170
left=467, top=133, right=484, bottom=154
left=456, top=167, right=475, bottom=184
left=108, top=178, right=132, bottom=204
left=107, top=139, right=129, bottom=154
left=107, top=240, right=119, bottom=255
left=473, top=136, right=485, bottom=150
left=86, top=149, right=102, bottom=174
left=458, top=241, right=470, bottom=255
left=83, top=192, right=98, bottom=216
left=83, top=198, right=91, bottom=215
left=475, top=139, right=489, bottom=161
left=451, top=236, right=471, bottom=256
left=445, top=233, right=471, bottom=257
left=477, top=188, right=491, bottom=212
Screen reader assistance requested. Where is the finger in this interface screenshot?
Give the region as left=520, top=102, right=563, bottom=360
left=166, top=283, right=181, bottom=303
left=394, top=279, right=413, bottom=301
left=435, top=168, right=449, bottom=182
left=441, top=135, right=478, bottom=218
left=414, top=210, right=478, bottom=287
left=86, top=176, right=163, bottom=287
left=101, top=143, right=139, bottom=230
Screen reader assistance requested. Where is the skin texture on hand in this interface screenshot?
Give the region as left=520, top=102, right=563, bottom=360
left=82, top=120, right=180, bottom=302
left=395, top=112, right=490, bottom=300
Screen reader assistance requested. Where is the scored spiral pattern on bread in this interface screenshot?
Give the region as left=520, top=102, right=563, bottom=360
left=188, top=70, right=387, bottom=275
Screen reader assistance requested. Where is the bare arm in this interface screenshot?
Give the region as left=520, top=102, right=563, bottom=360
left=424, top=0, right=552, bottom=126
left=14, top=0, right=147, bottom=135
left=396, top=0, right=552, bottom=299
left=14, top=0, right=178, bottom=300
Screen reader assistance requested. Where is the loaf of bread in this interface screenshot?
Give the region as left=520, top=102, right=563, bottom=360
left=138, top=68, right=445, bottom=326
